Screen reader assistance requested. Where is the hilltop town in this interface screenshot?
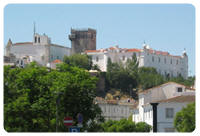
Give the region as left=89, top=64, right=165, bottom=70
left=4, top=28, right=195, bottom=132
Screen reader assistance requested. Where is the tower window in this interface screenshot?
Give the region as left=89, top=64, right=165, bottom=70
left=35, top=36, right=37, bottom=43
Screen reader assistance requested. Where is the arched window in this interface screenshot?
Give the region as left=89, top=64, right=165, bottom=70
left=35, top=36, right=37, bottom=43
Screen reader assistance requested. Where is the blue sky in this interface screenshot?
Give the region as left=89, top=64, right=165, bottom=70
left=4, top=4, right=195, bottom=76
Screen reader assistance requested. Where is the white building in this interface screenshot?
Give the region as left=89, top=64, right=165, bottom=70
left=95, top=97, right=134, bottom=121
left=132, top=82, right=195, bottom=132
left=85, top=44, right=188, bottom=79
left=5, top=32, right=71, bottom=66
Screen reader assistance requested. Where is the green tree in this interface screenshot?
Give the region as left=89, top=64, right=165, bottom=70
left=100, top=119, right=151, bottom=132
left=174, top=102, right=195, bottom=132
left=4, top=62, right=103, bottom=132
left=138, top=67, right=165, bottom=90
left=106, top=54, right=139, bottom=93
left=63, top=54, right=92, bottom=70
left=169, top=75, right=195, bottom=87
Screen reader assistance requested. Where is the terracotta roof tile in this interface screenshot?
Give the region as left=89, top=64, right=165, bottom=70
left=126, top=49, right=141, bottom=52
left=139, top=82, right=194, bottom=94
left=153, top=95, right=195, bottom=103
left=13, top=42, right=33, bottom=45
left=52, top=59, right=62, bottom=63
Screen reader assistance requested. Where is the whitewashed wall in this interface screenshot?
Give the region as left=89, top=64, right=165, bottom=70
left=157, top=102, right=190, bottom=132
left=10, top=44, right=49, bottom=66
left=86, top=46, right=188, bottom=79
left=98, top=103, right=133, bottom=121
left=49, top=45, right=71, bottom=62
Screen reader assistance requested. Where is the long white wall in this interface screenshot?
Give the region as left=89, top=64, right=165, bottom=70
left=10, top=44, right=49, bottom=66
left=49, top=45, right=71, bottom=62
left=86, top=46, right=188, bottom=79
left=98, top=103, right=133, bottom=121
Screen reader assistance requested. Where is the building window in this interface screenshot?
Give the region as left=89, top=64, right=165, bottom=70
left=170, top=59, right=172, bottom=64
left=176, top=60, right=178, bottom=65
left=158, top=57, right=160, bottom=63
left=96, top=56, right=99, bottom=62
left=122, top=56, right=125, bottom=61
left=35, top=36, right=37, bottom=43
left=51, top=55, right=53, bottom=60
left=152, top=56, right=154, bottom=62
left=57, top=56, right=59, bottom=59
left=166, top=108, right=174, bottom=118
left=165, top=128, right=175, bottom=132
left=177, top=87, right=183, bottom=92
left=164, top=58, right=166, bottom=64
left=38, top=37, right=40, bottom=43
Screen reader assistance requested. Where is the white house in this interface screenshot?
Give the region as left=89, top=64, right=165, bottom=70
left=95, top=97, right=134, bottom=121
left=85, top=44, right=188, bottom=79
left=132, top=82, right=195, bottom=132
left=5, top=33, right=71, bottom=66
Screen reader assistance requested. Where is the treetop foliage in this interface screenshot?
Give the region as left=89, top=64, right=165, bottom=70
left=4, top=62, right=102, bottom=132
left=174, top=102, right=195, bottom=132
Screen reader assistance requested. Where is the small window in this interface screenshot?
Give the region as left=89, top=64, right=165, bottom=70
left=164, top=58, right=166, bottom=64
left=176, top=60, right=178, bottom=65
left=21, top=60, right=23, bottom=65
left=96, top=56, right=99, bottom=62
left=165, top=128, right=175, bottom=132
left=158, top=57, right=160, bottom=63
left=35, top=36, right=37, bottom=43
left=152, top=56, right=154, bottom=62
left=166, top=108, right=174, bottom=118
left=177, top=87, right=183, bottom=92
left=122, top=56, right=125, bottom=61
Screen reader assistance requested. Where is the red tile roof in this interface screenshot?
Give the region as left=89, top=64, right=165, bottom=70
left=126, top=49, right=141, bottom=52
left=139, top=82, right=194, bottom=94
left=153, top=95, right=195, bottom=103
left=52, top=59, right=62, bottom=63
left=13, top=42, right=33, bottom=45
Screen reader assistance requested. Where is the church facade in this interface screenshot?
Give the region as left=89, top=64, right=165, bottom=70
left=5, top=33, right=71, bottom=67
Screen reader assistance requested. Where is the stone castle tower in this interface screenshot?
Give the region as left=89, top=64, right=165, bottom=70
left=69, top=28, right=96, bottom=54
